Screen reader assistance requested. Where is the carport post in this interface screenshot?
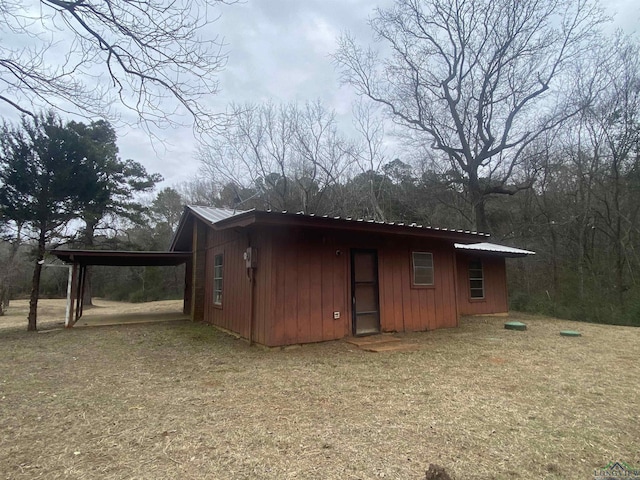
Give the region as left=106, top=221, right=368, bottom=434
left=75, top=264, right=86, bottom=321
left=64, top=265, right=73, bottom=327
left=66, top=263, right=79, bottom=328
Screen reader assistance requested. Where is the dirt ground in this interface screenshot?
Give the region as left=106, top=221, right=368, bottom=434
left=0, top=298, right=184, bottom=330
left=0, top=300, right=638, bottom=479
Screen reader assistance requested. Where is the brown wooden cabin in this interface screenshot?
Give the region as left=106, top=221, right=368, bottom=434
left=170, top=206, right=534, bottom=347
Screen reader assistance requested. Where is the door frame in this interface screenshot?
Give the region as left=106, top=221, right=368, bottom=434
left=350, top=248, right=381, bottom=336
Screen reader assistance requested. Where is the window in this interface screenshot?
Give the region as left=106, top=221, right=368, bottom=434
left=213, top=254, right=223, bottom=305
left=412, top=252, right=434, bottom=286
left=469, top=260, right=484, bottom=299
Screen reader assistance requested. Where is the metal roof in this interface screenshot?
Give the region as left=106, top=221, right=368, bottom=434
left=188, top=205, right=248, bottom=224
left=50, top=249, right=191, bottom=266
left=187, top=206, right=490, bottom=237
left=454, top=242, right=535, bottom=257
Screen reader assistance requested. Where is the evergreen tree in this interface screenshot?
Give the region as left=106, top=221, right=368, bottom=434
left=0, top=112, right=86, bottom=330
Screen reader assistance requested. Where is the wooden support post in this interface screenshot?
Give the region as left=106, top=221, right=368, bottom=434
left=76, top=265, right=86, bottom=321
left=190, top=221, right=198, bottom=321
left=66, top=263, right=79, bottom=328
left=64, top=265, right=73, bottom=327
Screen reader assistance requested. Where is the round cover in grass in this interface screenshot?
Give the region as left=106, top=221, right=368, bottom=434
left=504, top=321, right=527, bottom=331
left=560, top=330, right=581, bottom=337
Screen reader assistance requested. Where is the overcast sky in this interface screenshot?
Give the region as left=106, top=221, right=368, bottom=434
left=123, top=0, right=640, bottom=188
left=3, top=0, right=640, bottom=189
left=115, top=0, right=391, bottom=187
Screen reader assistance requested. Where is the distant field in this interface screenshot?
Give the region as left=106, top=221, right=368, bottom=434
left=0, top=302, right=638, bottom=479
left=0, top=298, right=184, bottom=330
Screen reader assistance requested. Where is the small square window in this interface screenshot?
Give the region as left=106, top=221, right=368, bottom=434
left=213, top=254, right=223, bottom=305
left=412, top=252, right=434, bottom=286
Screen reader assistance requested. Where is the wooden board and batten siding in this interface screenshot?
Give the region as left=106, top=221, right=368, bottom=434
left=190, top=220, right=207, bottom=322
left=178, top=208, right=526, bottom=348
left=267, top=228, right=350, bottom=346
left=257, top=228, right=459, bottom=346
left=455, top=253, right=509, bottom=315
left=203, top=224, right=250, bottom=339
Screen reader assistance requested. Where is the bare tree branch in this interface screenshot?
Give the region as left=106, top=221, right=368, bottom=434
left=0, top=0, right=235, bottom=133
left=334, top=0, right=608, bottom=231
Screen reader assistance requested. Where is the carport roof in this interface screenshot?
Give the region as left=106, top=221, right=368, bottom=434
left=49, top=249, right=191, bottom=266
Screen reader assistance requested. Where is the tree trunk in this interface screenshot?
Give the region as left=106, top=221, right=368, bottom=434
left=473, top=199, right=488, bottom=234
left=82, top=266, right=93, bottom=307
left=370, top=178, right=386, bottom=222
left=0, top=286, right=8, bottom=316
left=27, top=229, right=46, bottom=331
left=81, top=220, right=97, bottom=307
left=468, top=177, right=488, bottom=233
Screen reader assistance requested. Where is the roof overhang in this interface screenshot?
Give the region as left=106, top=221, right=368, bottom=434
left=223, top=210, right=489, bottom=242
left=454, top=242, right=535, bottom=258
left=170, top=206, right=491, bottom=251
left=49, top=249, right=191, bottom=266
left=170, top=206, right=248, bottom=251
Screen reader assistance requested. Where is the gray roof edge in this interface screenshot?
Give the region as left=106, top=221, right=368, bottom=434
left=186, top=205, right=252, bottom=225
left=182, top=206, right=489, bottom=238
left=454, top=242, right=535, bottom=256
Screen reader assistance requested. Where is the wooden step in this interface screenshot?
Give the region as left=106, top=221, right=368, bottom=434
left=345, top=335, right=401, bottom=347
left=361, top=343, right=419, bottom=353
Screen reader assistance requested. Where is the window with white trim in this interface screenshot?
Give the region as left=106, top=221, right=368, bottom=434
left=469, top=260, right=484, bottom=299
left=213, top=254, right=223, bottom=305
left=412, top=252, right=434, bottom=286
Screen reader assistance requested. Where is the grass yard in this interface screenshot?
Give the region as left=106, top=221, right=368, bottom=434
left=0, top=300, right=638, bottom=479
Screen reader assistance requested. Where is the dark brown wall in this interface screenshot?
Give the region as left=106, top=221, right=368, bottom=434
left=192, top=223, right=505, bottom=346
left=266, top=228, right=349, bottom=346
left=184, top=259, right=192, bottom=315
left=191, top=220, right=207, bottom=322
left=455, top=253, right=508, bottom=315
left=264, top=228, right=459, bottom=346
left=203, top=227, right=253, bottom=338
left=378, top=239, right=459, bottom=333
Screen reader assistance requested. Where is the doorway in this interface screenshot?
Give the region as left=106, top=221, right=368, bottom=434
left=351, top=249, right=381, bottom=336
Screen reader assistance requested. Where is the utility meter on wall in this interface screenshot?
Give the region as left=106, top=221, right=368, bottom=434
left=243, top=247, right=257, bottom=269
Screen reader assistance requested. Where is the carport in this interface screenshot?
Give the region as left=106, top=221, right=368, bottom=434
left=49, top=250, right=191, bottom=327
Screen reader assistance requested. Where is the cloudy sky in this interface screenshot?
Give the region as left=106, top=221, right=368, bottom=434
left=124, top=0, right=640, bottom=187
left=116, top=0, right=391, bottom=187
left=2, top=0, right=640, bottom=188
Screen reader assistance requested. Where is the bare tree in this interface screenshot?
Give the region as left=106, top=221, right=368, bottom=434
left=584, top=36, right=640, bottom=304
left=334, top=0, right=607, bottom=232
left=175, top=177, right=221, bottom=207
left=0, top=0, right=234, bottom=131
left=198, top=101, right=354, bottom=214
left=349, top=101, right=388, bottom=221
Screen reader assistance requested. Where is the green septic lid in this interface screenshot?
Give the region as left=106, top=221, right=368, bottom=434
left=504, top=321, right=527, bottom=331
left=560, top=330, right=581, bottom=337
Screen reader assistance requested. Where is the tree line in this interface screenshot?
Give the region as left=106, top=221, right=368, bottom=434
left=191, top=0, right=639, bottom=326
left=0, top=112, right=165, bottom=329
left=2, top=0, right=639, bottom=328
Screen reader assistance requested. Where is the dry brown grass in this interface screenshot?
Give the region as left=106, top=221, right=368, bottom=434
left=0, top=302, right=638, bottom=479
left=0, top=298, right=184, bottom=330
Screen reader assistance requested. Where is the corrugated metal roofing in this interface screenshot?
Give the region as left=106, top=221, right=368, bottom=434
left=188, top=205, right=249, bottom=224
left=187, top=206, right=490, bottom=237
left=454, top=242, right=535, bottom=256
